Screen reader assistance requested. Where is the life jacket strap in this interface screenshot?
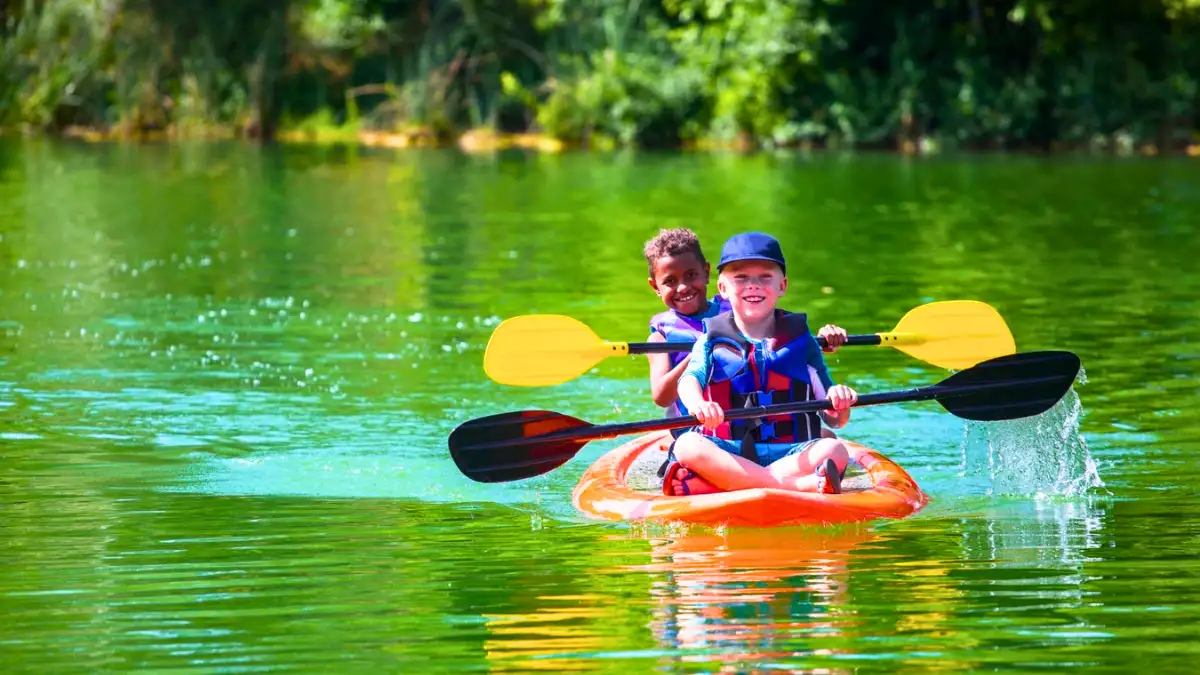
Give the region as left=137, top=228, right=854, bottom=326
left=738, top=393, right=762, bottom=465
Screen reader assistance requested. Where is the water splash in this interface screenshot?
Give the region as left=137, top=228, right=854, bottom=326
left=960, top=369, right=1105, bottom=498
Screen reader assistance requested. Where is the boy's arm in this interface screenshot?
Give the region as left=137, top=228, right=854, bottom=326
left=821, top=400, right=851, bottom=428
left=677, top=338, right=712, bottom=412
left=804, top=332, right=850, bottom=427
left=646, top=333, right=691, bottom=408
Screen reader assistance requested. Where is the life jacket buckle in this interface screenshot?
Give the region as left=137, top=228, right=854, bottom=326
left=758, top=420, right=776, bottom=441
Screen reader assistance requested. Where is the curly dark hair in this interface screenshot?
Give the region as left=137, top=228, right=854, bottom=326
left=643, top=228, right=706, bottom=275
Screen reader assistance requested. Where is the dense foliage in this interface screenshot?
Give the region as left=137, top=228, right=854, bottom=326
left=2, top=0, right=1198, bottom=150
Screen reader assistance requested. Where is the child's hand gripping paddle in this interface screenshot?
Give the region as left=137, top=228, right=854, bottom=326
left=483, top=300, right=1015, bottom=387
left=451, top=350, right=1081, bottom=483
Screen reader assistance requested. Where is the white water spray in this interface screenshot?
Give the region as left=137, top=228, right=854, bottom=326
left=960, top=367, right=1106, bottom=498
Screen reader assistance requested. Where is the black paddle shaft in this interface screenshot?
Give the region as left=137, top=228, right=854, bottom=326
left=458, top=351, right=1079, bottom=452
left=449, top=350, right=1080, bottom=482
left=629, top=334, right=882, bottom=355
left=459, top=381, right=1025, bottom=452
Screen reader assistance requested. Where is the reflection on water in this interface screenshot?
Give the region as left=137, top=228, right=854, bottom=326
left=2, top=140, right=1199, bottom=672
left=483, top=597, right=619, bottom=672
left=640, top=527, right=874, bottom=673
left=475, top=497, right=1117, bottom=673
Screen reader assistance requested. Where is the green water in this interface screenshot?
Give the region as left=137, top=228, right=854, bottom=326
left=2, top=139, right=1198, bottom=672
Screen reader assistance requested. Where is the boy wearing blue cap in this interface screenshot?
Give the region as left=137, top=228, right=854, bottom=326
left=661, top=232, right=856, bottom=496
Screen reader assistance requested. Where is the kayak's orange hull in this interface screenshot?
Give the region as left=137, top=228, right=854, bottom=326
left=572, top=431, right=928, bottom=527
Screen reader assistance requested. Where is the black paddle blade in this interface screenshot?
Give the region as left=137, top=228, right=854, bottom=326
left=448, top=410, right=592, bottom=483
left=937, top=350, right=1081, bottom=421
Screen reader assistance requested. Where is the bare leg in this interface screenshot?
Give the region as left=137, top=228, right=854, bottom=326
left=673, top=432, right=833, bottom=493
left=766, top=438, right=850, bottom=492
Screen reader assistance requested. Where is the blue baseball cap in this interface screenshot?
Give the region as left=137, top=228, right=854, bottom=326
left=717, top=232, right=786, bottom=274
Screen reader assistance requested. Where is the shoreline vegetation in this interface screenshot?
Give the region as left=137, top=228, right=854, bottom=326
left=17, top=120, right=1200, bottom=158
left=3, top=1, right=1199, bottom=157
left=10, top=122, right=1200, bottom=158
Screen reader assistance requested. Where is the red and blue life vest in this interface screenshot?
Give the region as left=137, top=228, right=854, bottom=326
left=699, top=310, right=824, bottom=463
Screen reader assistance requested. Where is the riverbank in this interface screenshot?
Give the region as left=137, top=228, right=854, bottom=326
left=5, top=123, right=1199, bottom=158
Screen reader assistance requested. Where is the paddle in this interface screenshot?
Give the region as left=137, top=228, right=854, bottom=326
left=483, top=300, right=1015, bottom=387
left=451, top=350, right=1081, bottom=483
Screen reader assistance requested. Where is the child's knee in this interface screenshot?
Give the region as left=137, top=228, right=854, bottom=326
left=811, top=438, right=849, bottom=470
left=672, top=431, right=709, bottom=464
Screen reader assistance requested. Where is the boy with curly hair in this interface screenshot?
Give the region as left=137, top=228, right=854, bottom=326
left=643, top=228, right=730, bottom=415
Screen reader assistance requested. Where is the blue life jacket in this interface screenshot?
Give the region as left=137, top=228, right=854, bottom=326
left=698, top=310, right=824, bottom=465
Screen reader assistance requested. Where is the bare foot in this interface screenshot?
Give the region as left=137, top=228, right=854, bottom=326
left=663, top=463, right=721, bottom=497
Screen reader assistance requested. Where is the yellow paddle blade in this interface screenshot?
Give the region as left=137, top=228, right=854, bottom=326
left=882, top=300, right=1016, bottom=370
left=483, top=315, right=629, bottom=387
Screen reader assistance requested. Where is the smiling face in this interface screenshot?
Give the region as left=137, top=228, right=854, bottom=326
left=648, top=251, right=711, bottom=316
left=717, top=260, right=787, bottom=322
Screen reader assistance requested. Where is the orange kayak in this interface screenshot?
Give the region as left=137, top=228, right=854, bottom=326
left=572, top=431, right=928, bottom=527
